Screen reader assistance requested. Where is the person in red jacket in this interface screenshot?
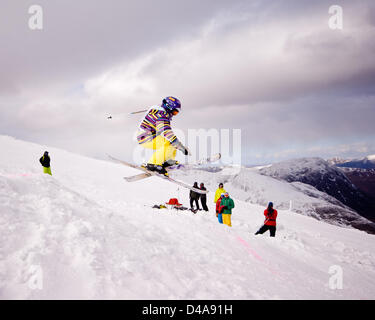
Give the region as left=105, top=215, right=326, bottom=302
left=255, top=202, right=277, bottom=237
left=216, top=193, right=225, bottom=224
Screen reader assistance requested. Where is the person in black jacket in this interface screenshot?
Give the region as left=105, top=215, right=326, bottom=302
left=39, top=151, right=52, bottom=175
left=200, top=182, right=208, bottom=211
left=190, top=182, right=201, bottom=211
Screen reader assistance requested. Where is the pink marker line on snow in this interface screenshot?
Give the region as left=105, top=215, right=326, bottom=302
left=0, top=173, right=36, bottom=178
left=237, top=236, right=263, bottom=261
left=236, top=235, right=283, bottom=278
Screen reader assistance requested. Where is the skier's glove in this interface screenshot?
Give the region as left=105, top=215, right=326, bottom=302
left=182, top=146, right=190, bottom=156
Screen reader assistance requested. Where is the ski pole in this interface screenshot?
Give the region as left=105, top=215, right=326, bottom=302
left=107, top=109, right=148, bottom=119
left=129, top=109, right=148, bottom=115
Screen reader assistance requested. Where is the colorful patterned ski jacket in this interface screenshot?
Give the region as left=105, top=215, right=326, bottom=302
left=137, top=105, right=180, bottom=146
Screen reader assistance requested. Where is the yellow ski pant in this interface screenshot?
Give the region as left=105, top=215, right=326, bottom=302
left=140, top=136, right=177, bottom=165
left=222, top=214, right=232, bottom=227
left=43, top=167, right=52, bottom=175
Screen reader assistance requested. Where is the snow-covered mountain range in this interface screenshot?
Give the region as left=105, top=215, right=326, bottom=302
left=1, top=135, right=375, bottom=299
left=328, top=155, right=375, bottom=169
left=257, top=158, right=375, bottom=229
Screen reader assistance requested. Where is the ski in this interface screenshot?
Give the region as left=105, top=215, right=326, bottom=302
left=107, top=155, right=210, bottom=194
left=124, top=172, right=151, bottom=182
left=167, top=152, right=221, bottom=171
left=123, top=153, right=221, bottom=182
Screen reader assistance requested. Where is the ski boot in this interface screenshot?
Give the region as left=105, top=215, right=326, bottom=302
left=143, top=163, right=168, bottom=176
left=162, top=159, right=183, bottom=171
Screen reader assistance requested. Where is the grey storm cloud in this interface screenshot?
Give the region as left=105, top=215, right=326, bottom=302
left=0, top=0, right=244, bottom=91
left=1, top=0, right=375, bottom=164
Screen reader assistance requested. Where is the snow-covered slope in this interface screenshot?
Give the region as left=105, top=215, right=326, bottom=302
left=1, top=135, right=375, bottom=299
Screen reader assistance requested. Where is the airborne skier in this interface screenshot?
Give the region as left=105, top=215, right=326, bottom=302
left=108, top=96, right=219, bottom=194
left=137, top=96, right=190, bottom=176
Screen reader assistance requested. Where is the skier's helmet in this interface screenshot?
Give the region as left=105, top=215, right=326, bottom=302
left=162, top=96, right=181, bottom=114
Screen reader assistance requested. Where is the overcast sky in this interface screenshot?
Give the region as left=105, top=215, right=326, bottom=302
left=1, top=0, right=375, bottom=165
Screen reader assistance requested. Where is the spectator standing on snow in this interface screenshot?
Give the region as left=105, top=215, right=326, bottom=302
left=39, top=151, right=52, bottom=175
left=255, top=202, right=278, bottom=237
left=216, top=193, right=225, bottom=224
left=190, top=182, right=201, bottom=211
left=220, top=192, right=235, bottom=227
left=214, top=183, right=226, bottom=204
left=200, top=183, right=208, bottom=212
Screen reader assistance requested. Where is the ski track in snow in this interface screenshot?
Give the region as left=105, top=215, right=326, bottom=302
left=0, top=136, right=374, bottom=299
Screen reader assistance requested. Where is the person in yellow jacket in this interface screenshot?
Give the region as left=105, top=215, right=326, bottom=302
left=214, top=183, right=226, bottom=203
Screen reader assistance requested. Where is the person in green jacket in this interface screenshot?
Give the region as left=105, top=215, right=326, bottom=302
left=220, top=192, right=235, bottom=227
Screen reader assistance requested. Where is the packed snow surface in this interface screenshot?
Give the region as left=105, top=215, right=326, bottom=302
left=0, top=136, right=375, bottom=299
